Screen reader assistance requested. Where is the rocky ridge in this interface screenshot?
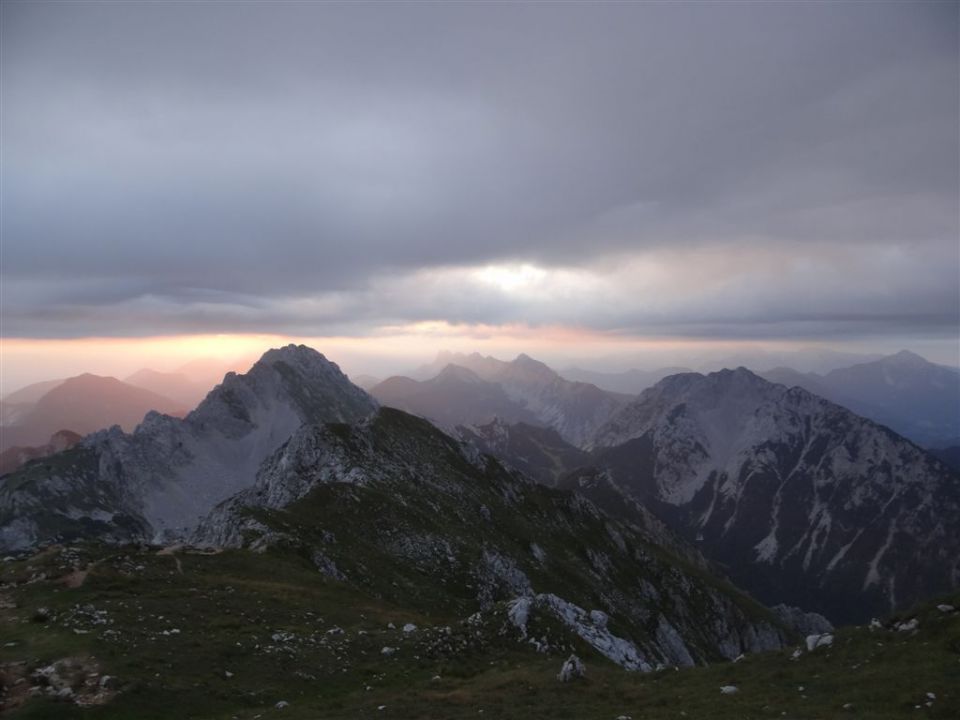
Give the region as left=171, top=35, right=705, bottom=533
left=589, top=367, right=960, bottom=623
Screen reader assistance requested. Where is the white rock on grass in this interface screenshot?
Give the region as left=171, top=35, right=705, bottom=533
left=896, top=618, right=919, bottom=632
left=557, top=654, right=586, bottom=682
left=402, top=623, right=417, bottom=633
left=719, top=685, right=738, bottom=695
left=936, top=604, right=954, bottom=613
left=380, top=646, right=396, bottom=656
left=805, top=633, right=834, bottom=651
left=275, top=700, right=289, bottom=709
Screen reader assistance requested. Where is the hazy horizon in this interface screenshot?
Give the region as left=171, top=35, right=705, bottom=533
left=2, top=335, right=957, bottom=398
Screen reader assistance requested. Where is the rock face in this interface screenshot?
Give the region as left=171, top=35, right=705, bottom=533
left=197, top=407, right=788, bottom=669
left=589, top=368, right=960, bottom=624
left=0, top=345, right=377, bottom=551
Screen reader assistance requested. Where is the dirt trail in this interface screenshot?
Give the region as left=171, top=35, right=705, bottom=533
left=156, top=545, right=184, bottom=574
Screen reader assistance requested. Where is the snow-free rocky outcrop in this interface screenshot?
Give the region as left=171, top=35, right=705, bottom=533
left=589, top=367, right=960, bottom=623
left=0, top=346, right=377, bottom=551
left=196, top=406, right=788, bottom=670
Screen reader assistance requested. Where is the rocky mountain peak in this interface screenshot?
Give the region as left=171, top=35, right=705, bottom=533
left=189, top=345, right=376, bottom=431
left=589, top=364, right=960, bottom=623
left=0, top=345, right=379, bottom=550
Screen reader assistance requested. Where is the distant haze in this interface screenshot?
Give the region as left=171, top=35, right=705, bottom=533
left=2, top=2, right=957, bottom=387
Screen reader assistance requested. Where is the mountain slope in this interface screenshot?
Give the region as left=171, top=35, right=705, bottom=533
left=590, top=368, right=960, bottom=624
left=456, top=418, right=589, bottom=486
left=371, top=365, right=542, bottom=431
left=0, top=345, right=377, bottom=551
left=0, top=375, right=187, bottom=451
left=761, top=351, right=960, bottom=448
left=3, top=544, right=955, bottom=719
left=198, top=406, right=788, bottom=671
left=415, top=352, right=630, bottom=447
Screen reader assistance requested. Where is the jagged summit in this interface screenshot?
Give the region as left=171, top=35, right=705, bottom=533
left=588, top=365, right=960, bottom=623
left=0, top=345, right=377, bottom=551
left=257, top=343, right=336, bottom=371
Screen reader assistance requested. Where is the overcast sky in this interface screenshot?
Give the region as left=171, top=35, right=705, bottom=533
left=1, top=1, right=958, bottom=380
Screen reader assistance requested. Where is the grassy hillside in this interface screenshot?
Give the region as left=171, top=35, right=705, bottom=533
left=1, top=544, right=957, bottom=719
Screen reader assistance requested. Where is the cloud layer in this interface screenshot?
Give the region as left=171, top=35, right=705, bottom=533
left=2, top=1, right=957, bottom=342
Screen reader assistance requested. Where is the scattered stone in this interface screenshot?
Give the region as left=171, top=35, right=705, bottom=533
left=225, top=670, right=234, bottom=679
left=869, top=618, right=882, bottom=630
left=402, top=623, right=417, bottom=633
left=274, top=700, right=289, bottom=709
left=936, top=604, right=954, bottom=613
left=896, top=618, right=919, bottom=632
left=381, top=646, right=396, bottom=656
left=557, top=654, right=586, bottom=682
left=791, top=648, right=802, bottom=660
left=927, top=692, right=936, bottom=700
left=719, top=685, right=739, bottom=695
left=842, top=703, right=854, bottom=710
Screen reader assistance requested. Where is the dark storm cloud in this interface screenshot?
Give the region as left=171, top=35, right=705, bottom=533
left=1, top=1, right=957, bottom=339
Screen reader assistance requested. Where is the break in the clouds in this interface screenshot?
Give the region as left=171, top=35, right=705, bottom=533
left=2, top=1, right=958, bottom=342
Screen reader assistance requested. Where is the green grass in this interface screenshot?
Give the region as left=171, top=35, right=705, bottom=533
left=1, top=544, right=958, bottom=719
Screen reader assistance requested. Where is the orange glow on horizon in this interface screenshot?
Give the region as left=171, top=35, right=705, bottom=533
left=0, top=326, right=873, bottom=396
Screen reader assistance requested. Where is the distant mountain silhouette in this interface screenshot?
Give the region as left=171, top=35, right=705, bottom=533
left=761, top=350, right=960, bottom=447
left=371, top=365, right=541, bottom=430
left=0, top=374, right=186, bottom=451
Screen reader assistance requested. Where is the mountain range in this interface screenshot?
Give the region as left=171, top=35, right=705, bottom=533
left=760, top=350, right=960, bottom=448
left=381, top=352, right=630, bottom=447
left=1, top=344, right=957, bottom=634
left=0, top=346, right=796, bottom=676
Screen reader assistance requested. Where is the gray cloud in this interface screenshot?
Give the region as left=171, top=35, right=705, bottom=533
left=1, top=1, right=957, bottom=341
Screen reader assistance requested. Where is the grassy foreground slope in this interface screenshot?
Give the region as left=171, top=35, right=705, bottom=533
left=1, top=544, right=957, bottom=719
